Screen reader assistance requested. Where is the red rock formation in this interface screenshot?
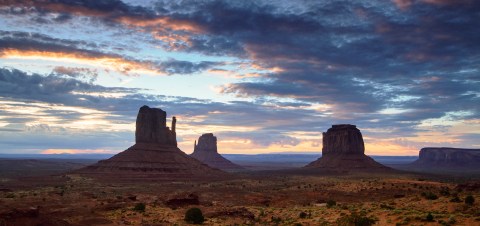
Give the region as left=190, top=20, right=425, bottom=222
left=413, top=147, right=480, bottom=168
left=321, top=124, right=365, bottom=155
left=306, top=124, right=388, bottom=170
left=76, top=106, right=225, bottom=180
left=135, top=105, right=176, bottom=146
left=190, top=133, right=243, bottom=171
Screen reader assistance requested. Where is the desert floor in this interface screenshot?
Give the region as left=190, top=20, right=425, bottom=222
left=1, top=169, right=479, bottom=226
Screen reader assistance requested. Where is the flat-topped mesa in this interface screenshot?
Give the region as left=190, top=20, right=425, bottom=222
left=135, top=105, right=177, bottom=146
left=322, top=124, right=364, bottom=155
left=194, top=133, right=217, bottom=153
left=413, top=147, right=480, bottom=168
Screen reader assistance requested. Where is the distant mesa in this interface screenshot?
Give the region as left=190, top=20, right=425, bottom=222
left=412, top=147, right=480, bottom=168
left=190, top=133, right=244, bottom=171
left=305, top=124, right=389, bottom=170
left=76, top=105, right=225, bottom=180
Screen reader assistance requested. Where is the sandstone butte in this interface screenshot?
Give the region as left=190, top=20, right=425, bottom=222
left=305, top=124, right=389, bottom=170
left=76, top=105, right=226, bottom=180
left=190, top=133, right=243, bottom=171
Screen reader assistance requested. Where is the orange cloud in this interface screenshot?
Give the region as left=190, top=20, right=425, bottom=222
left=0, top=49, right=163, bottom=76
left=2, top=1, right=204, bottom=49
left=38, top=2, right=204, bottom=34
left=118, top=16, right=205, bottom=50
left=117, top=16, right=203, bottom=33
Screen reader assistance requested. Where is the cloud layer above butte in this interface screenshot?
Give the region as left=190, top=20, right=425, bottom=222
left=0, top=0, right=479, bottom=155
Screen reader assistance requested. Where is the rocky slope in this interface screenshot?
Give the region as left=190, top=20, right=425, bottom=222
left=190, top=133, right=243, bottom=171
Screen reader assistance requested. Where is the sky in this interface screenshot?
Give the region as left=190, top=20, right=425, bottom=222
left=0, top=0, right=479, bottom=156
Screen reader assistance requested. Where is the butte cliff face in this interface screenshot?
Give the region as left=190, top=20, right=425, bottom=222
left=76, top=106, right=225, bottom=180
left=190, top=133, right=243, bottom=171
left=306, top=124, right=388, bottom=170
left=135, top=105, right=177, bottom=146
left=412, top=147, right=480, bottom=168
left=321, top=124, right=365, bottom=155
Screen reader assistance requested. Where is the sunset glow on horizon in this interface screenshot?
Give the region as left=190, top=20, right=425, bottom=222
left=1, top=0, right=479, bottom=156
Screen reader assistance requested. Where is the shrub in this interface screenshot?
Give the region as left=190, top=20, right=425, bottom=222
left=271, top=216, right=282, bottom=224
left=185, top=207, right=205, bottom=224
left=439, top=187, right=450, bottom=196
left=380, top=204, right=394, bottom=210
left=5, top=193, right=15, bottom=198
left=465, top=195, right=475, bottom=205
left=421, top=192, right=438, bottom=200
left=450, top=196, right=461, bottom=202
left=326, top=200, right=336, bottom=208
left=336, top=211, right=377, bottom=226
left=448, top=216, right=457, bottom=224
left=426, top=213, right=434, bottom=222
left=133, top=203, right=146, bottom=212
left=299, top=211, right=308, bottom=218
left=438, top=216, right=456, bottom=226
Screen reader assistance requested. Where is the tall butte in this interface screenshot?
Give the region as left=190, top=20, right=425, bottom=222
left=76, top=106, right=225, bottom=180
left=305, top=124, right=389, bottom=170
left=190, top=133, right=243, bottom=171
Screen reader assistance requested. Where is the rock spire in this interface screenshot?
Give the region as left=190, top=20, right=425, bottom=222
left=76, top=106, right=225, bottom=180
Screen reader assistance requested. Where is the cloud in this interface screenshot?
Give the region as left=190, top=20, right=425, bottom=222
left=0, top=31, right=220, bottom=76
left=52, top=66, right=98, bottom=82
left=0, top=67, right=330, bottom=153
left=157, top=59, right=221, bottom=75
left=0, top=67, right=137, bottom=99
left=0, top=1, right=479, bottom=154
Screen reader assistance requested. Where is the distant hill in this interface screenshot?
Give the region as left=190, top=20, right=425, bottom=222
left=0, top=153, right=418, bottom=173
left=0, top=153, right=417, bottom=164
left=0, top=158, right=96, bottom=178
left=222, top=154, right=417, bottom=170
left=0, top=153, right=114, bottom=160
left=223, top=154, right=416, bottom=163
